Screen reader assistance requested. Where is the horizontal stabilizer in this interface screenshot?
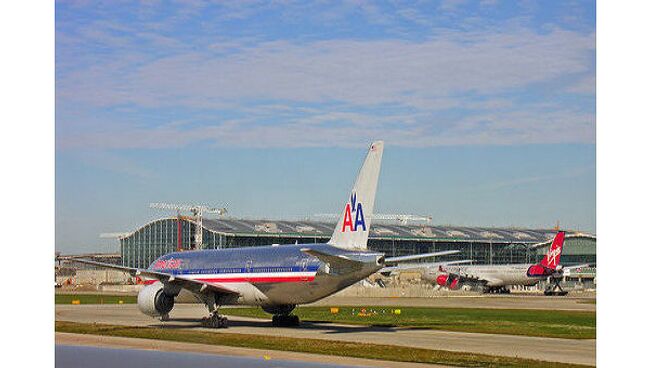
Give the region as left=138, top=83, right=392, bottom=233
left=384, top=250, right=460, bottom=264
left=380, top=259, right=473, bottom=273
left=300, top=248, right=364, bottom=275
left=562, top=263, right=591, bottom=272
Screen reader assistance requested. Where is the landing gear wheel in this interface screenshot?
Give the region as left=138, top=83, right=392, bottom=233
left=544, top=277, right=569, bottom=296
left=202, top=313, right=229, bottom=328
left=219, top=316, right=229, bottom=328
left=544, top=289, right=569, bottom=296
left=272, top=314, right=300, bottom=327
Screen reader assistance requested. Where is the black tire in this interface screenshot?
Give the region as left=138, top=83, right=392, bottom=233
left=271, top=314, right=299, bottom=327
left=290, top=315, right=300, bottom=326
left=219, top=317, right=229, bottom=328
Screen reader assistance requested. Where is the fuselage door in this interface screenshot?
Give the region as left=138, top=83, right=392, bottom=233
left=300, top=258, right=309, bottom=281
left=246, top=260, right=253, bottom=282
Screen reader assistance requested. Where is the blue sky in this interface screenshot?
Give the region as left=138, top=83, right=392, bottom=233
left=55, top=0, right=595, bottom=253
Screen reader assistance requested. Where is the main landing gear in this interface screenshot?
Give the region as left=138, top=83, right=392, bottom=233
left=201, top=311, right=229, bottom=328
left=482, top=286, right=511, bottom=294
left=201, top=293, right=229, bottom=328
left=544, top=277, right=569, bottom=296
left=262, top=305, right=300, bottom=327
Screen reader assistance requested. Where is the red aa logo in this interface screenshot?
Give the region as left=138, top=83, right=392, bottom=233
left=341, top=192, right=366, bottom=232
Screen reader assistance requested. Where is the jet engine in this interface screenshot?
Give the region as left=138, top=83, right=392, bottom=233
left=261, top=304, right=296, bottom=315
left=436, top=274, right=461, bottom=290
left=137, top=282, right=175, bottom=317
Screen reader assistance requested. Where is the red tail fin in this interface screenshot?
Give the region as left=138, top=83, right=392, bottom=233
left=540, top=231, right=565, bottom=269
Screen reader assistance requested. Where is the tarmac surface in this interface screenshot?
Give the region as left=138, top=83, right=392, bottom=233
left=57, top=333, right=444, bottom=368
left=56, top=303, right=596, bottom=366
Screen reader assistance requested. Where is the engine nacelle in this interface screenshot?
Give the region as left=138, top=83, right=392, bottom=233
left=449, top=277, right=460, bottom=290
left=436, top=274, right=461, bottom=290
left=137, top=282, right=175, bottom=317
left=436, top=274, right=448, bottom=287
left=261, top=304, right=296, bottom=315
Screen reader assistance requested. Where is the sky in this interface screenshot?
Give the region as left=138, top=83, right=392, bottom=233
left=55, top=0, right=596, bottom=254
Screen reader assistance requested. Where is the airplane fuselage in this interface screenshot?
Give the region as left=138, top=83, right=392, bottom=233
left=424, top=264, right=548, bottom=287
left=147, top=243, right=384, bottom=306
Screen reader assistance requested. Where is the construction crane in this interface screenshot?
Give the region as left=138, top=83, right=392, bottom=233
left=149, top=202, right=227, bottom=250
left=312, top=213, right=432, bottom=225
left=99, top=232, right=131, bottom=239
left=371, top=214, right=432, bottom=225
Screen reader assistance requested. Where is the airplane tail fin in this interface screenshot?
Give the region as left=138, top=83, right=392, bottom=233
left=328, top=141, right=384, bottom=250
left=539, top=231, right=566, bottom=269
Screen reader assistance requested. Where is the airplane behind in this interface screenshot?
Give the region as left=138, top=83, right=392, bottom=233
left=424, top=231, right=589, bottom=295
left=76, top=141, right=450, bottom=327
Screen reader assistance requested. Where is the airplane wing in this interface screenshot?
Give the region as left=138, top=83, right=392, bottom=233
left=380, top=259, right=473, bottom=273
left=384, top=250, right=460, bottom=263
left=300, top=248, right=364, bottom=275
left=558, top=263, right=592, bottom=277
left=72, top=258, right=239, bottom=296
left=562, top=263, right=591, bottom=271
left=474, top=276, right=501, bottom=286
left=447, top=271, right=498, bottom=286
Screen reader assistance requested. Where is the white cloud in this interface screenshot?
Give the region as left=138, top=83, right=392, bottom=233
left=566, top=75, right=596, bottom=94
left=57, top=103, right=595, bottom=149
left=56, top=23, right=595, bottom=149
left=58, top=28, right=594, bottom=109
left=440, top=0, right=469, bottom=12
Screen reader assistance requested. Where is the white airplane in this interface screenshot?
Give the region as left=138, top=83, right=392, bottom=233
left=428, top=231, right=589, bottom=295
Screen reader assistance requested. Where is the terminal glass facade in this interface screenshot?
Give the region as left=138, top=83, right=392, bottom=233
left=120, top=218, right=596, bottom=269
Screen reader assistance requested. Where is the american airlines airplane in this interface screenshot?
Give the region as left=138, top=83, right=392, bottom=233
left=426, top=231, right=589, bottom=295
left=76, top=141, right=449, bottom=328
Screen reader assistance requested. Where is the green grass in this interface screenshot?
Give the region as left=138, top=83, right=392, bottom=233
left=222, top=306, right=596, bottom=339
left=54, top=295, right=595, bottom=339
left=55, top=321, right=592, bottom=368
left=55, top=294, right=137, bottom=305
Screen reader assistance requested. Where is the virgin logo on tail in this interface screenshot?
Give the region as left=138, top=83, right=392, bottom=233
left=527, top=231, right=566, bottom=277
left=341, top=192, right=367, bottom=232
left=540, top=231, right=565, bottom=269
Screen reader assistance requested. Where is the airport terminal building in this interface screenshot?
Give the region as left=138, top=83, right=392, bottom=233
left=119, top=217, right=596, bottom=272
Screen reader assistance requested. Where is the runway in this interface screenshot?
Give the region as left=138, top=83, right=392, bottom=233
left=56, top=304, right=595, bottom=366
